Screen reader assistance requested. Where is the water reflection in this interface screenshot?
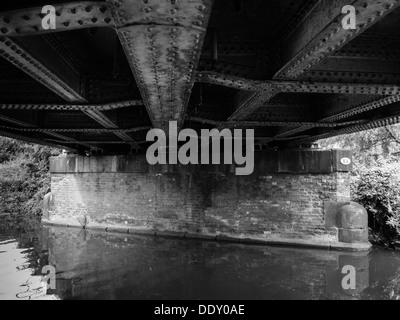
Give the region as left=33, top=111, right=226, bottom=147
left=2, top=225, right=400, bottom=300
left=0, top=233, right=57, bottom=300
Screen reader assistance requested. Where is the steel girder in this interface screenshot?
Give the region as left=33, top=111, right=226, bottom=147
left=81, top=109, right=138, bottom=146
left=275, top=0, right=400, bottom=79
left=0, top=37, right=86, bottom=102
left=275, top=95, right=400, bottom=139
left=0, top=112, right=99, bottom=150
left=225, top=0, right=400, bottom=121
left=187, top=116, right=364, bottom=128
left=0, top=100, right=143, bottom=111
left=297, top=114, right=400, bottom=144
left=0, top=36, right=138, bottom=146
left=0, top=2, right=113, bottom=37
left=196, top=71, right=400, bottom=95
left=0, top=124, right=151, bottom=134
left=0, top=0, right=399, bottom=146
left=0, top=129, right=75, bottom=150
left=107, top=0, right=214, bottom=131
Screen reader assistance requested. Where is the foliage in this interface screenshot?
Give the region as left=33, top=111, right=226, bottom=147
left=0, top=137, right=60, bottom=219
left=318, top=125, right=400, bottom=169
left=318, top=124, right=400, bottom=246
left=352, top=162, right=400, bottom=242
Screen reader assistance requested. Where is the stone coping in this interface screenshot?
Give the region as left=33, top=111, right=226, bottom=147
left=50, top=149, right=352, bottom=174
left=42, top=219, right=372, bottom=252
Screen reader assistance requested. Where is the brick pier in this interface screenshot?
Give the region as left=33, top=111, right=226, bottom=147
left=44, top=149, right=371, bottom=251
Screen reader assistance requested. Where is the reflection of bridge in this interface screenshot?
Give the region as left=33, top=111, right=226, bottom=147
left=0, top=0, right=399, bottom=153
left=43, top=226, right=372, bottom=300
left=3, top=1, right=399, bottom=250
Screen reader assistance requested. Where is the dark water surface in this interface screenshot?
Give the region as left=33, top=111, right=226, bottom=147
left=1, top=224, right=400, bottom=300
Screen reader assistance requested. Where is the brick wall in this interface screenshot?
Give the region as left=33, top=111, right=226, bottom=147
left=46, top=150, right=353, bottom=245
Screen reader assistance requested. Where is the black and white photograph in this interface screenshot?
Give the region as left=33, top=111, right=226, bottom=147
left=0, top=0, right=400, bottom=307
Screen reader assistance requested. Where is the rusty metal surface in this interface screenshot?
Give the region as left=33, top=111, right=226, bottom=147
left=109, top=0, right=214, bottom=131
left=0, top=100, right=143, bottom=111
left=82, top=109, right=138, bottom=145
left=0, top=112, right=99, bottom=150
left=201, top=68, right=400, bottom=122
left=0, top=0, right=400, bottom=150
left=187, top=116, right=365, bottom=128
left=0, top=1, right=113, bottom=37
left=0, top=124, right=150, bottom=134
left=322, top=95, right=400, bottom=122
left=0, top=37, right=86, bottom=102
left=197, top=71, right=400, bottom=95
left=300, top=114, right=400, bottom=143
left=0, top=32, right=139, bottom=147
left=229, top=90, right=281, bottom=121
left=274, top=95, right=400, bottom=139
left=275, top=0, right=400, bottom=79
left=0, top=128, right=75, bottom=150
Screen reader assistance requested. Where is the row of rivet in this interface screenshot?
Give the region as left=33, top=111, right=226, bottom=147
left=0, top=37, right=84, bottom=102
left=280, top=0, right=400, bottom=79
left=323, top=95, right=400, bottom=122
left=112, top=0, right=208, bottom=28
left=0, top=5, right=112, bottom=35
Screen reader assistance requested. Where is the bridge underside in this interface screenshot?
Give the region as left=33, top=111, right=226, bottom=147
left=1, top=1, right=398, bottom=250
left=0, top=0, right=399, bottom=154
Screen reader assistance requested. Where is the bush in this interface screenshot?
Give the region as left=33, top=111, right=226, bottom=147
left=0, top=137, right=60, bottom=217
left=352, top=162, right=400, bottom=243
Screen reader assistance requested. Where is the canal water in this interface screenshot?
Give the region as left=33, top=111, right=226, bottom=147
left=1, top=222, right=400, bottom=300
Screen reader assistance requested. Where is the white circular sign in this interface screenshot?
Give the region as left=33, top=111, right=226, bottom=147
left=340, top=157, right=351, bottom=165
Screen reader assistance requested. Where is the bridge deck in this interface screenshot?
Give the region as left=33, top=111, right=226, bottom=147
left=0, top=0, right=399, bottom=154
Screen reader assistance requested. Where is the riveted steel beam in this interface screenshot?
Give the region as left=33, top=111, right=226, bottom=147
left=108, top=0, right=214, bottom=131
left=322, top=95, right=400, bottom=122
left=196, top=71, right=265, bottom=91
left=0, top=35, right=140, bottom=145
left=187, top=116, right=365, bottom=128
left=44, top=139, right=141, bottom=145
left=278, top=81, right=400, bottom=95
left=275, top=95, right=400, bottom=138
left=228, top=89, right=281, bottom=121
left=201, top=39, right=269, bottom=58
left=196, top=71, right=400, bottom=95
left=0, top=112, right=99, bottom=150
left=274, top=126, right=315, bottom=139
left=204, top=70, right=281, bottom=121
left=301, top=70, right=400, bottom=84
left=0, top=37, right=86, bottom=102
left=0, top=124, right=151, bottom=134
left=82, top=109, right=138, bottom=146
left=326, top=115, right=400, bottom=136
left=315, top=56, right=400, bottom=75
left=300, top=114, right=400, bottom=143
left=274, top=0, right=400, bottom=79
left=0, top=129, right=75, bottom=150
left=0, top=100, right=143, bottom=111
left=0, top=1, right=113, bottom=37
left=333, top=35, right=400, bottom=60
left=203, top=68, right=400, bottom=121
left=198, top=71, right=400, bottom=123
